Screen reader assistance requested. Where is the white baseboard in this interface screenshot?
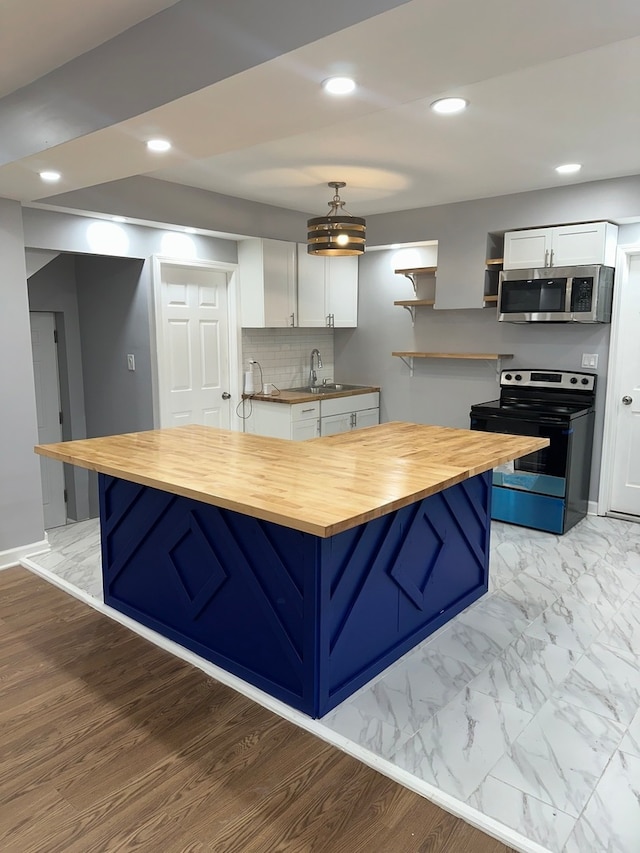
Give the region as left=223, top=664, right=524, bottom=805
left=0, top=537, right=49, bottom=570
left=588, top=500, right=599, bottom=516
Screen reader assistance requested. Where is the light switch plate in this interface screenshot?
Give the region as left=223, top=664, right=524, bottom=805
left=127, top=354, right=135, bottom=371
left=581, top=353, right=598, bottom=369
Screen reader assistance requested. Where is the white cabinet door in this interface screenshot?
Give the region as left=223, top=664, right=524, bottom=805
left=326, top=255, right=358, bottom=327
left=552, top=222, right=618, bottom=266
left=297, top=247, right=359, bottom=327
left=503, top=222, right=619, bottom=270
left=239, top=238, right=297, bottom=328
left=320, top=413, right=353, bottom=436
left=244, top=400, right=290, bottom=438
left=292, top=419, right=319, bottom=440
left=297, top=248, right=327, bottom=327
left=354, top=407, right=379, bottom=429
left=503, top=229, right=552, bottom=269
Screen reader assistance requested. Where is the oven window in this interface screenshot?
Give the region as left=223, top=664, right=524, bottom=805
left=470, top=414, right=569, bottom=497
left=501, top=278, right=567, bottom=314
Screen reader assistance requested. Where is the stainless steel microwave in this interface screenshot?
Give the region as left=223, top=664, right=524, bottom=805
left=497, top=264, right=614, bottom=323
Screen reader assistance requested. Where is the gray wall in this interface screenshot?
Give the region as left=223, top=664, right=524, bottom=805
left=75, top=256, right=152, bottom=516
left=0, top=198, right=44, bottom=555
left=22, top=207, right=238, bottom=263
left=27, top=254, right=90, bottom=520
left=336, top=248, right=611, bottom=499
left=47, top=177, right=310, bottom=245
left=363, top=174, right=640, bottom=309
left=336, top=176, right=640, bottom=501
left=76, top=256, right=153, bottom=438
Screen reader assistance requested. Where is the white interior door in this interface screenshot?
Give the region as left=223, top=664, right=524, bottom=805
left=609, top=253, right=640, bottom=517
left=157, top=264, right=232, bottom=429
left=30, top=312, right=66, bottom=529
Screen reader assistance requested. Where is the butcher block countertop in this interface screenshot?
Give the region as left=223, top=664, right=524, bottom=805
left=35, top=422, right=548, bottom=537
left=244, top=384, right=380, bottom=404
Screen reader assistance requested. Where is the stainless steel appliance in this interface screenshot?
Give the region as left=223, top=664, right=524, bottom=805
left=498, top=264, right=614, bottom=323
left=470, top=369, right=596, bottom=534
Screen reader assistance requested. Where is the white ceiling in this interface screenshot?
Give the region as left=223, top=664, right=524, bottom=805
left=2, top=0, right=640, bottom=217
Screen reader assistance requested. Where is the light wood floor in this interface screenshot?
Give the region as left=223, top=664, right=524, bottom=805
left=0, top=567, right=516, bottom=853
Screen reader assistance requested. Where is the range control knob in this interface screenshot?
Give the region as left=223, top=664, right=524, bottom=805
left=581, top=377, right=589, bottom=385
left=515, top=374, right=522, bottom=381
left=570, top=377, right=578, bottom=384
left=504, top=373, right=512, bottom=380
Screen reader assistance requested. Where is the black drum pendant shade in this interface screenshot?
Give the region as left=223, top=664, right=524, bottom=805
left=307, top=181, right=366, bottom=256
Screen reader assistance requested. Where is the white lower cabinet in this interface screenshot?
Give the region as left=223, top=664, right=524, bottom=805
left=319, top=392, right=380, bottom=437
left=244, top=400, right=319, bottom=440
left=245, top=392, right=379, bottom=440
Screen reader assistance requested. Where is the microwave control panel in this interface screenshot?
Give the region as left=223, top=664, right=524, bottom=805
left=571, top=277, right=594, bottom=312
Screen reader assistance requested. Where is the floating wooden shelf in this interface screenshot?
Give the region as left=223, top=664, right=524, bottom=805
left=485, top=258, right=504, bottom=266
left=483, top=295, right=498, bottom=304
left=394, top=266, right=437, bottom=276
left=393, top=299, right=436, bottom=307
left=393, top=352, right=512, bottom=360
left=395, top=266, right=438, bottom=295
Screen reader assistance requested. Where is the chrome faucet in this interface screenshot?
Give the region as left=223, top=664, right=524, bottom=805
left=309, top=348, right=323, bottom=387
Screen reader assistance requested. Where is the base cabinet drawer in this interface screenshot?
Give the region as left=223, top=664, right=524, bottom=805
left=320, top=392, right=379, bottom=418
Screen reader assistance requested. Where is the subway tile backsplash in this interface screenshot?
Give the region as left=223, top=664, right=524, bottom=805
left=242, top=328, right=334, bottom=391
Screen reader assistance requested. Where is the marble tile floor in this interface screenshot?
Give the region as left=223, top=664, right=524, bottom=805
left=29, top=515, right=640, bottom=853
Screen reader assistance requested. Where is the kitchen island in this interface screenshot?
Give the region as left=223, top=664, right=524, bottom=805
left=36, top=423, right=547, bottom=717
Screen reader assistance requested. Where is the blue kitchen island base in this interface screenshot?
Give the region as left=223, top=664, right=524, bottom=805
left=100, top=470, right=491, bottom=718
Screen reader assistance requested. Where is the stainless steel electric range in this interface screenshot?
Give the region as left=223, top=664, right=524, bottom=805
left=470, top=369, right=596, bottom=534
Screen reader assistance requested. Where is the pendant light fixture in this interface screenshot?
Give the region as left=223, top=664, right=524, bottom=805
left=307, top=181, right=366, bottom=256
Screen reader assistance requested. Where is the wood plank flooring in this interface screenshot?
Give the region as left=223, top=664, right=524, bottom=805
left=0, top=567, right=516, bottom=853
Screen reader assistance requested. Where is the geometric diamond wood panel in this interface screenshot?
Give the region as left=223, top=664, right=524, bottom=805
left=100, top=470, right=492, bottom=718
left=319, top=473, right=490, bottom=713
left=100, top=475, right=317, bottom=711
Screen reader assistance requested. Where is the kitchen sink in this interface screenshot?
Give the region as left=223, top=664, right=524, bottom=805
left=287, top=383, right=365, bottom=394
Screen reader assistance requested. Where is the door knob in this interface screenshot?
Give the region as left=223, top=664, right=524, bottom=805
left=622, top=395, right=632, bottom=405
left=222, top=392, right=231, bottom=400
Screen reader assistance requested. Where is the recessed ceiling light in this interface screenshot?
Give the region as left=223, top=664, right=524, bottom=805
left=322, top=76, right=356, bottom=96
left=39, top=170, right=61, bottom=182
left=430, top=97, right=468, bottom=115
left=146, top=138, right=172, bottom=152
left=555, top=163, right=582, bottom=175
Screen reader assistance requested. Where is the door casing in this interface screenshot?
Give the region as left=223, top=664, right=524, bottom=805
left=151, top=256, right=242, bottom=431
left=598, top=243, right=640, bottom=518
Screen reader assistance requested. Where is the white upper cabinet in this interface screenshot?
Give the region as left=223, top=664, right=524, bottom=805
left=238, top=238, right=297, bottom=327
left=503, top=222, right=618, bottom=270
left=297, top=247, right=358, bottom=327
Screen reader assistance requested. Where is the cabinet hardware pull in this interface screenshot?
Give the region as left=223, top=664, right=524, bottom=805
left=544, top=249, right=549, bottom=267
left=550, top=248, right=554, bottom=266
